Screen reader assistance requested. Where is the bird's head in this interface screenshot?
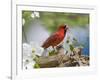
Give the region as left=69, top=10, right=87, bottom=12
left=58, top=24, right=69, bottom=36
left=58, top=24, right=69, bottom=32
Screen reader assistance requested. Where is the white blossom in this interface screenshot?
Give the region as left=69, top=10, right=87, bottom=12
left=31, top=13, right=35, bottom=18
left=23, top=43, right=32, bottom=58
left=31, top=12, right=40, bottom=18
left=30, top=42, right=44, bottom=56
left=22, top=19, right=25, bottom=26
left=34, top=12, right=40, bottom=18
left=24, top=60, right=36, bottom=70
left=23, top=42, right=44, bottom=69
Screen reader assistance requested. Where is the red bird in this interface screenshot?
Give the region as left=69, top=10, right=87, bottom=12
left=42, top=24, right=69, bottom=49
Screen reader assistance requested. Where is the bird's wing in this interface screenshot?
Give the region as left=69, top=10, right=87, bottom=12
left=42, top=32, right=60, bottom=48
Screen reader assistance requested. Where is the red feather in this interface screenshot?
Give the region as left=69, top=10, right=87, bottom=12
left=42, top=24, right=68, bottom=49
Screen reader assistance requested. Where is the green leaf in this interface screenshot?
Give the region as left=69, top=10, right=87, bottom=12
left=34, top=63, right=40, bottom=68
left=49, top=50, right=57, bottom=56
left=69, top=44, right=74, bottom=51
left=66, top=40, right=69, bottom=43
left=73, top=37, right=77, bottom=42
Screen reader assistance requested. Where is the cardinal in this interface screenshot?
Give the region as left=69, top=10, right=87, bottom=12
left=41, top=24, right=69, bottom=56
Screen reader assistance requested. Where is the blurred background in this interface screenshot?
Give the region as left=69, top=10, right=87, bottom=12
left=22, top=11, right=89, bottom=56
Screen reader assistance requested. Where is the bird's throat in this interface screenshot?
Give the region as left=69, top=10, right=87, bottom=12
left=58, top=29, right=66, bottom=37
